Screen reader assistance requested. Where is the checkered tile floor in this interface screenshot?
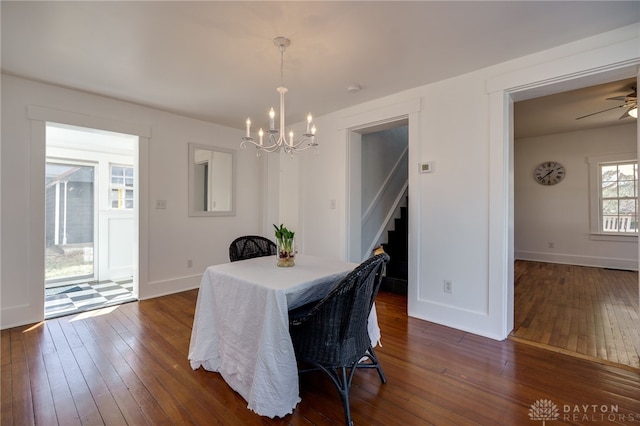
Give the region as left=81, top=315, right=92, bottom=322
left=45, top=279, right=136, bottom=319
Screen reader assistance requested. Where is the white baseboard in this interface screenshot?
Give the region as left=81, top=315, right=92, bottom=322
left=1, top=303, right=37, bottom=330
left=139, top=274, right=203, bottom=300
left=515, top=251, right=638, bottom=271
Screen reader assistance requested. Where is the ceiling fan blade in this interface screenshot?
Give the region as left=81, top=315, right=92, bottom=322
left=606, top=95, right=628, bottom=101
left=619, top=106, right=637, bottom=120
left=575, top=104, right=625, bottom=120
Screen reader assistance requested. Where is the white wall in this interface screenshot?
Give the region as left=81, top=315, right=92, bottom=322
left=1, top=74, right=262, bottom=329
left=289, top=23, right=639, bottom=340
left=515, top=123, right=637, bottom=270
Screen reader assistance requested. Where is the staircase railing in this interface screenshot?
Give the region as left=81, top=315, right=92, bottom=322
left=361, top=147, right=408, bottom=260
left=366, top=185, right=408, bottom=258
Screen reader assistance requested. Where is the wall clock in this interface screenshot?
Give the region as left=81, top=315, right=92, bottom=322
left=534, top=161, right=566, bottom=186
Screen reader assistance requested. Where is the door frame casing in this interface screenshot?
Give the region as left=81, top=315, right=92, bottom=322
left=343, top=98, right=422, bottom=302
left=25, top=106, right=150, bottom=322
left=486, top=39, right=640, bottom=339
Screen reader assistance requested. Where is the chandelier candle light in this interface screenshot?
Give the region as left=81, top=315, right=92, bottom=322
left=241, top=37, right=317, bottom=157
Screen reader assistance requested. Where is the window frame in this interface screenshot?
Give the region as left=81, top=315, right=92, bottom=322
left=588, top=152, right=638, bottom=241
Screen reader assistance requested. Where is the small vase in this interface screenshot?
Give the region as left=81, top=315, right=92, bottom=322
left=277, top=237, right=295, bottom=267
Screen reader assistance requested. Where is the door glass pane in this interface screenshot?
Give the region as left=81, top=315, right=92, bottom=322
left=110, top=165, right=135, bottom=209
left=45, top=162, right=95, bottom=283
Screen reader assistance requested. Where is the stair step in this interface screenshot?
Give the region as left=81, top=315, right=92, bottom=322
left=394, top=218, right=407, bottom=234
left=386, top=259, right=407, bottom=279
left=380, top=276, right=407, bottom=296
left=386, top=231, right=407, bottom=247
left=400, top=206, right=408, bottom=220
left=381, top=243, right=407, bottom=259
left=380, top=195, right=408, bottom=288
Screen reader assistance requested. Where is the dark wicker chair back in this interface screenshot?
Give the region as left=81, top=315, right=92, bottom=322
left=288, top=252, right=390, bottom=425
left=228, top=235, right=277, bottom=262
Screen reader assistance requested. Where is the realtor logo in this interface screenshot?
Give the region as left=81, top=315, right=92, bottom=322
left=529, top=399, right=639, bottom=423
left=529, top=399, right=560, bottom=425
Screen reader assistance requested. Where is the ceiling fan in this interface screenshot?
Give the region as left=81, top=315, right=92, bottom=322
left=576, top=86, right=637, bottom=120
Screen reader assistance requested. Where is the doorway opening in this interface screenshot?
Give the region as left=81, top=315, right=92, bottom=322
left=511, top=77, right=639, bottom=369
left=44, top=122, right=139, bottom=319
left=347, top=119, right=408, bottom=263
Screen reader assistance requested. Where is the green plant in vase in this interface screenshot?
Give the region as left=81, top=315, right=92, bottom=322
left=274, top=224, right=295, bottom=267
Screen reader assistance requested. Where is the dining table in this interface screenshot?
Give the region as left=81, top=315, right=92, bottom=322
left=188, top=254, right=381, bottom=418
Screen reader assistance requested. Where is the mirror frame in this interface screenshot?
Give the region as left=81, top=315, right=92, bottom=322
left=188, top=143, right=236, bottom=217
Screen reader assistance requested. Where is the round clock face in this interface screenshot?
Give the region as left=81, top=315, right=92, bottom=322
left=534, top=161, right=566, bottom=186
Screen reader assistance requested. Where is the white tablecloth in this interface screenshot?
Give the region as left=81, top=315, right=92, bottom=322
left=188, top=255, right=381, bottom=418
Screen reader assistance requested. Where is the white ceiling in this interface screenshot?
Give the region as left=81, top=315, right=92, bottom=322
left=2, top=1, right=639, bottom=136
left=515, top=77, right=638, bottom=139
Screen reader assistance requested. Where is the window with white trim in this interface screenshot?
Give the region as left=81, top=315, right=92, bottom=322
left=110, top=165, right=134, bottom=209
left=588, top=153, right=638, bottom=238
left=599, top=160, right=637, bottom=234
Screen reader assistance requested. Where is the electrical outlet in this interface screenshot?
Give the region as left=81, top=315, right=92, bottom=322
left=187, top=259, right=193, bottom=268
left=444, top=280, right=453, bottom=294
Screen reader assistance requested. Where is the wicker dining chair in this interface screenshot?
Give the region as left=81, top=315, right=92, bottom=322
left=228, top=235, right=277, bottom=262
left=288, top=253, right=390, bottom=425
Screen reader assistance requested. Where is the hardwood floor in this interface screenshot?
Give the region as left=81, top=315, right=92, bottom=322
left=512, top=260, right=640, bottom=370
left=2, top=289, right=640, bottom=425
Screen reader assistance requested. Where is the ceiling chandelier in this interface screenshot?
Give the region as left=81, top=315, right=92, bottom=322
left=241, top=37, right=317, bottom=157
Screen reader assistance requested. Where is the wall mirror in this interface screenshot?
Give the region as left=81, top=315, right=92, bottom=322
left=188, top=143, right=236, bottom=216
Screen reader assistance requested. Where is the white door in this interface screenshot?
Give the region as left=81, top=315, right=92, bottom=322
left=98, top=164, right=135, bottom=281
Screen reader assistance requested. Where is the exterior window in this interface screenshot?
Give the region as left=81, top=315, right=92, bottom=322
left=600, top=161, right=637, bottom=233
left=111, top=165, right=134, bottom=209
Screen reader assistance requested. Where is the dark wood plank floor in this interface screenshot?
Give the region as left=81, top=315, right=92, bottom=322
left=512, top=260, right=640, bottom=370
left=2, top=289, right=640, bottom=425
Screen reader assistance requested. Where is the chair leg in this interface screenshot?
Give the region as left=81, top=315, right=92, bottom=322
left=356, top=346, right=387, bottom=384
left=368, top=346, right=387, bottom=384
left=315, top=363, right=359, bottom=426
left=338, top=367, right=353, bottom=426
left=309, top=351, right=384, bottom=425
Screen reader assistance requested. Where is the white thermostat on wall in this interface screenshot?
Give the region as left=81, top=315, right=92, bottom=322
left=419, top=162, right=433, bottom=173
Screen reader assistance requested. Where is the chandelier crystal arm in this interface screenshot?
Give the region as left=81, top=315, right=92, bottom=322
left=240, top=37, right=317, bottom=157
